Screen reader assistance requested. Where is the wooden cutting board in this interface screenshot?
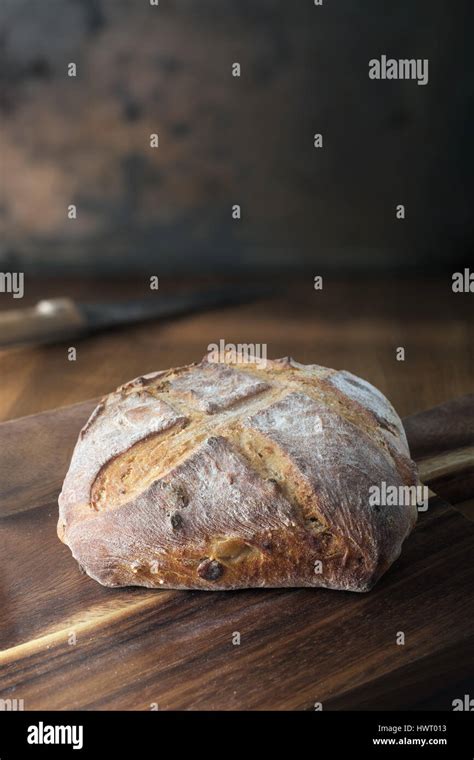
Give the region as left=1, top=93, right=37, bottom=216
left=0, top=396, right=473, bottom=710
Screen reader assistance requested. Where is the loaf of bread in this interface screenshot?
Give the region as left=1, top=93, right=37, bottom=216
left=58, top=356, right=419, bottom=592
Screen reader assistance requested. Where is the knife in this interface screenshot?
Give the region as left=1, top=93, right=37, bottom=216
left=0, top=286, right=272, bottom=348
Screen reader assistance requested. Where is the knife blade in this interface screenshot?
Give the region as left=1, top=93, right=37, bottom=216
left=0, top=285, right=273, bottom=348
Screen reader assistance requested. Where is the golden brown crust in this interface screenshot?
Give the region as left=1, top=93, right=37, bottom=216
left=58, top=356, right=419, bottom=592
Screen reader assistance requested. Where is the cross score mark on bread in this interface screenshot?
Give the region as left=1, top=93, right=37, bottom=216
left=58, top=356, right=419, bottom=592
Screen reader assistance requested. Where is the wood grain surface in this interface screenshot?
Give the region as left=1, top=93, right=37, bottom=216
left=0, top=277, right=472, bottom=422
left=0, top=398, right=473, bottom=710
left=0, top=277, right=472, bottom=710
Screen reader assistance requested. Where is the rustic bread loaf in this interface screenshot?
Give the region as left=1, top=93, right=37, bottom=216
left=58, top=356, right=419, bottom=592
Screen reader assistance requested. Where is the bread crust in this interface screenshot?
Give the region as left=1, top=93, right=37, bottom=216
left=58, top=356, right=419, bottom=592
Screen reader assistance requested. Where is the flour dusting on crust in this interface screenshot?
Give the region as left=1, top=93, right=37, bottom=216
left=58, top=356, right=419, bottom=592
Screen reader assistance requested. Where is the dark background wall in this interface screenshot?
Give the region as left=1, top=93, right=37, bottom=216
left=0, top=0, right=472, bottom=275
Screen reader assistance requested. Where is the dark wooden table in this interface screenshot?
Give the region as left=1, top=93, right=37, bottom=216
left=0, top=277, right=473, bottom=710
left=1, top=276, right=472, bottom=421
left=2, top=276, right=472, bottom=520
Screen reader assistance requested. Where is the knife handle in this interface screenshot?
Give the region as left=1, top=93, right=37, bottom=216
left=0, top=298, right=86, bottom=347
